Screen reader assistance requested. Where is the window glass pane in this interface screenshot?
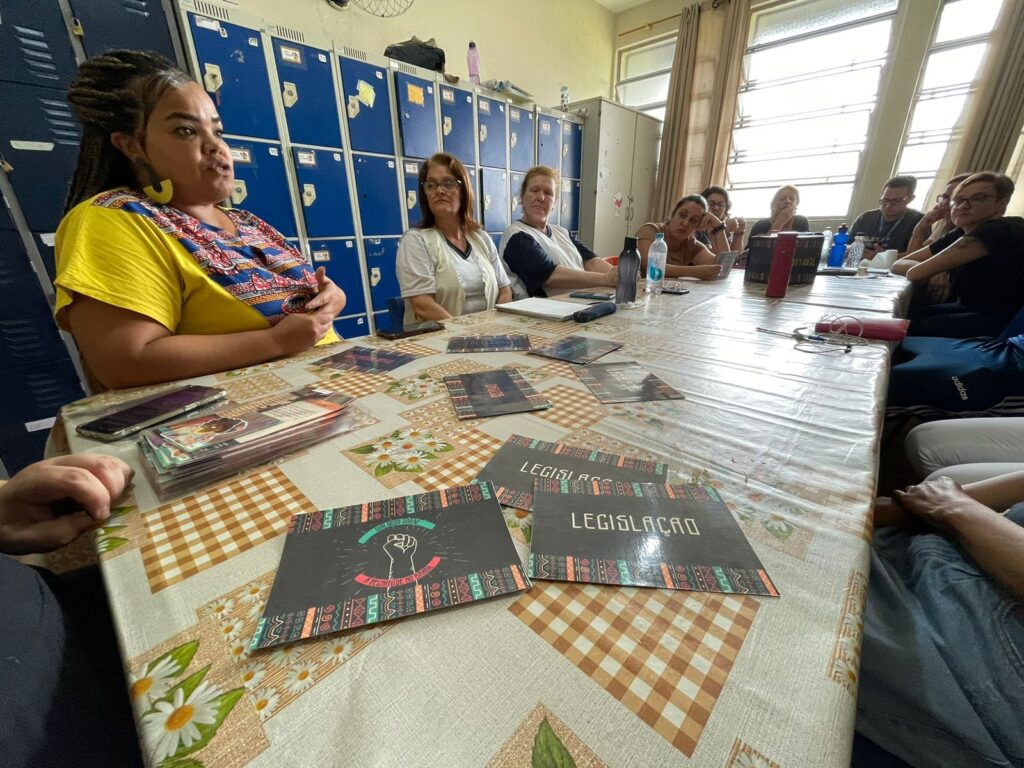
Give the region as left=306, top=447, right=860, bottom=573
left=897, top=143, right=949, bottom=175
left=935, top=0, right=1003, bottom=43
left=616, top=73, right=670, bottom=108
left=907, top=93, right=968, bottom=135
left=920, top=44, right=986, bottom=90
left=737, top=67, right=883, bottom=119
left=621, top=38, right=676, bottom=80
left=728, top=183, right=855, bottom=219
left=728, top=151, right=860, bottom=185
left=746, top=20, right=892, bottom=82
left=751, top=0, right=896, bottom=47
left=642, top=106, right=666, bottom=122
left=731, top=111, right=871, bottom=155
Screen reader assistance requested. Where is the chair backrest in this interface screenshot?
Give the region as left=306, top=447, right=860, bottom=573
left=996, top=303, right=1024, bottom=344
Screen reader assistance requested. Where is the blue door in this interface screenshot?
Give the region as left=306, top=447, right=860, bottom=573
left=477, top=96, right=507, bottom=169
left=226, top=139, right=297, bottom=238
left=402, top=159, right=424, bottom=228
left=394, top=72, right=438, bottom=160
left=480, top=167, right=509, bottom=234
left=0, top=82, right=80, bottom=232
left=292, top=148, right=355, bottom=238
left=274, top=39, right=343, bottom=149
left=508, top=107, right=535, bottom=172
left=188, top=13, right=278, bottom=140
left=0, top=359, right=84, bottom=473
left=352, top=154, right=403, bottom=236
left=72, top=0, right=178, bottom=61
left=561, top=120, right=583, bottom=179
left=439, top=85, right=475, bottom=165
left=466, top=166, right=482, bottom=224
left=510, top=171, right=525, bottom=221
left=338, top=56, right=394, bottom=155
left=364, top=237, right=401, bottom=312
left=309, top=238, right=366, bottom=317
left=0, top=230, right=66, bottom=366
left=560, top=178, right=580, bottom=233
left=334, top=315, right=369, bottom=340
left=0, top=0, right=77, bottom=88
left=537, top=114, right=561, bottom=171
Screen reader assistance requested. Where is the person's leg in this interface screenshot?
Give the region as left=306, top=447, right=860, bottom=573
left=906, top=417, right=1024, bottom=477
left=907, top=302, right=1005, bottom=338
left=925, top=462, right=1024, bottom=485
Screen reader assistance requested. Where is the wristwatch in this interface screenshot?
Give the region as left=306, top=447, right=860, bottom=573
left=712, top=222, right=727, bottom=234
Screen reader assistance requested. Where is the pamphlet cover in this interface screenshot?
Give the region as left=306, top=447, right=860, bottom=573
left=447, top=334, right=531, bottom=353
left=315, top=345, right=418, bottom=374
left=443, top=369, right=552, bottom=419
left=575, top=362, right=685, bottom=403
left=528, top=335, right=623, bottom=364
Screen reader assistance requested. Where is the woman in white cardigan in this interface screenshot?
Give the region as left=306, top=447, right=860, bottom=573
left=396, top=153, right=511, bottom=325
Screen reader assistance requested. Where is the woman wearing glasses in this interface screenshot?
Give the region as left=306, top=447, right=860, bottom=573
left=397, top=153, right=512, bottom=324
left=892, top=172, right=1023, bottom=338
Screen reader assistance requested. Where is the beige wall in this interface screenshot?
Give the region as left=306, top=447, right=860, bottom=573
left=614, top=0, right=695, bottom=50
left=233, top=0, right=616, bottom=107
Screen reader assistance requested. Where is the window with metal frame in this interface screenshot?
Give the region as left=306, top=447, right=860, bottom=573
left=615, top=35, right=676, bottom=121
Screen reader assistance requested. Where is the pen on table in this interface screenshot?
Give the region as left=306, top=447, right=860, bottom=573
left=756, top=327, right=828, bottom=343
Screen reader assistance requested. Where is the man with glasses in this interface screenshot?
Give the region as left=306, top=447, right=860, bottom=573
left=849, top=175, right=925, bottom=257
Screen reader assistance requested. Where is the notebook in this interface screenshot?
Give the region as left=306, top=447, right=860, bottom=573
left=495, top=297, right=584, bottom=321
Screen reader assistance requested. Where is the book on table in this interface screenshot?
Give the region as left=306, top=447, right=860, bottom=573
left=574, top=362, right=685, bottom=403
left=527, top=335, right=623, bottom=364
left=443, top=369, right=552, bottom=419
left=251, top=483, right=529, bottom=649
left=494, top=297, right=584, bottom=320
left=446, top=334, right=532, bottom=353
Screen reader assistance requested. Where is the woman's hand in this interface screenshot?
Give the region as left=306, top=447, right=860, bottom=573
left=926, top=272, right=951, bottom=304
left=700, top=212, right=723, bottom=232
left=726, top=217, right=745, bottom=236
left=892, top=476, right=984, bottom=535
left=692, top=264, right=723, bottom=281
left=271, top=311, right=335, bottom=355
left=305, top=267, right=347, bottom=317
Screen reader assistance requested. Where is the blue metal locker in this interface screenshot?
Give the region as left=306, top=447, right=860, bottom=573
left=561, top=120, right=583, bottom=179
left=466, top=166, right=481, bottom=223
left=394, top=71, right=438, bottom=160
left=560, top=178, right=580, bottom=233
left=510, top=171, right=525, bottom=221
left=34, top=232, right=56, bottom=282
left=187, top=13, right=278, bottom=140
left=352, top=154, right=403, bottom=236
left=0, top=359, right=84, bottom=473
left=477, top=96, right=507, bottom=169
left=508, top=106, right=535, bottom=172
left=372, top=309, right=397, bottom=333
left=292, top=147, right=354, bottom=238
left=537, top=113, right=561, bottom=171
left=0, top=0, right=77, bottom=88
left=0, top=82, right=80, bottom=232
left=363, top=237, right=400, bottom=313
left=71, top=0, right=178, bottom=61
left=402, top=159, right=424, bottom=228
left=309, top=238, right=366, bottom=317
left=334, top=314, right=369, bottom=340
left=273, top=39, right=343, bottom=149
left=338, top=56, right=394, bottom=155
left=0, top=230, right=64, bottom=365
left=480, top=167, right=508, bottom=234
left=225, top=139, right=297, bottom=238
left=489, top=233, right=501, bottom=255
left=0, top=194, right=13, bottom=230
left=439, top=85, right=474, bottom=165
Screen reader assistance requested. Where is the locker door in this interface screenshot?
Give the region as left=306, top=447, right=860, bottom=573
left=352, top=154, right=403, bottom=236
left=292, top=148, right=355, bottom=238
left=394, top=72, right=438, bottom=160
left=71, top=0, right=177, bottom=61
left=0, top=230, right=65, bottom=366
left=226, top=140, right=297, bottom=238
left=363, top=237, right=400, bottom=312
left=560, top=178, right=580, bottom=234
left=561, top=121, right=583, bottom=179
left=34, top=232, right=56, bottom=282
left=439, top=85, right=474, bottom=165
left=188, top=13, right=278, bottom=140
left=537, top=114, right=561, bottom=170
left=479, top=167, right=508, bottom=234
left=309, top=239, right=366, bottom=317
left=510, top=171, right=525, bottom=221
left=0, top=360, right=84, bottom=473
left=402, top=159, right=423, bottom=228
left=338, top=56, right=394, bottom=155
left=508, top=106, right=535, bottom=172
left=0, top=83, right=80, bottom=232
left=466, top=165, right=482, bottom=224
left=274, top=40, right=342, bottom=149
left=477, top=96, right=507, bottom=169
left=334, top=315, right=369, bottom=340
left=0, top=0, right=77, bottom=88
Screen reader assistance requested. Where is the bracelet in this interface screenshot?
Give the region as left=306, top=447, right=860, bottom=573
left=712, top=222, right=727, bottom=234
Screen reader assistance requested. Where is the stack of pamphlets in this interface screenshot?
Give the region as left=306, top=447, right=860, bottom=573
left=139, top=385, right=371, bottom=495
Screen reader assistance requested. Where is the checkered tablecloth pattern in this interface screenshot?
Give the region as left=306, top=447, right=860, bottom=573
left=509, top=581, right=760, bottom=756
left=140, top=467, right=317, bottom=592
left=311, top=370, right=392, bottom=399
left=413, top=429, right=504, bottom=491
left=535, top=384, right=607, bottom=430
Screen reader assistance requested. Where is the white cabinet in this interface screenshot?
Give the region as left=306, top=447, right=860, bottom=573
left=567, top=97, right=662, bottom=256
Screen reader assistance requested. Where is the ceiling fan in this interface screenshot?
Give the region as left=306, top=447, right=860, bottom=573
left=326, top=0, right=415, bottom=17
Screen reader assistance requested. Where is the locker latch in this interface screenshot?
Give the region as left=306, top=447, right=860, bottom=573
left=282, top=82, right=298, bottom=108
left=562, top=143, right=569, bottom=157
left=442, top=116, right=452, bottom=136
left=370, top=267, right=381, bottom=287
left=71, top=17, right=85, bottom=36
left=484, top=194, right=492, bottom=210
left=510, top=131, right=517, bottom=148
left=479, top=124, right=488, bottom=143
left=302, top=183, right=316, bottom=207
left=0, top=155, right=13, bottom=173
left=406, top=191, right=417, bottom=210
left=203, top=63, right=224, bottom=98
left=230, top=180, right=248, bottom=206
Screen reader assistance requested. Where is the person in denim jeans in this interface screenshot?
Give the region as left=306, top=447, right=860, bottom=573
left=856, top=472, right=1024, bottom=767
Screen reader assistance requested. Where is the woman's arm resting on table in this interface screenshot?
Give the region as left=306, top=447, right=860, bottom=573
left=543, top=264, right=618, bottom=290
left=583, top=257, right=614, bottom=274
left=408, top=293, right=453, bottom=322
left=67, top=296, right=333, bottom=389
left=903, top=237, right=987, bottom=283
left=496, top=285, right=513, bottom=304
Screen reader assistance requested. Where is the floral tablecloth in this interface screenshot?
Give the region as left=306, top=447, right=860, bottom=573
left=63, top=273, right=911, bottom=768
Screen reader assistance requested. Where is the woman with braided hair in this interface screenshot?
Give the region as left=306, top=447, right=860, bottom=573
left=56, top=50, right=346, bottom=389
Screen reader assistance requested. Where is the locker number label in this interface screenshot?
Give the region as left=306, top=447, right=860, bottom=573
left=312, top=249, right=331, bottom=262
left=230, top=148, right=252, bottom=164
left=318, top=53, right=327, bottom=63
left=248, top=37, right=259, bottom=47
left=510, top=108, right=520, bottom=122
left=333, top=153, right=342, bottom=161
left=24, top=417, right=56, bottom=433
left=441, top=88, right=454, bottom=103
left=268, top=147, right=280, bottom=156
left=478, top=99, right=490, bottom=114
left=297, top=150, right=317, bottom=166
left=280, top=46, right=303, bottom=64
left=541, top=122, right=551, bottom=134
left=9, top=140, right=54, bottom=152
left=404, top=162, right=418, bottom=174
left=194, top=15, right=222, bottom=32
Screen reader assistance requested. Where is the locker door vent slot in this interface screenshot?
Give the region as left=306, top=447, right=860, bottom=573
left=194, top=1, right=230, bottom=21
left=122, top=0, right=151, bottom=17
left=341, top=46, right=367, bottom=62
left=273, top=25, right=304, bottom=43
left=393, top=61, right=415, bottom=76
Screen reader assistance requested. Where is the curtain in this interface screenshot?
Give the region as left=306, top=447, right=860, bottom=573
left=952, top=0, right=1024, bottom=173
left=652, top=0, right=751, bottom=221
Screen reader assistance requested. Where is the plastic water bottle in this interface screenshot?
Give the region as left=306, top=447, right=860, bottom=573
left=828, top=224, right=849, bottom=268
left=820, top=228, right=833, bottom=266
left=645, top=233, right=667, bottom=295
left=615, top=236, right=640, bottom=305
left=844, top=235, right=866, bottom=269
left=467, top=42, right=480, bottom=85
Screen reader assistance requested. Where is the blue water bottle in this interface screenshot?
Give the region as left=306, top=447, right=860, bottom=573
left=828, top=224, right=849, bottom=268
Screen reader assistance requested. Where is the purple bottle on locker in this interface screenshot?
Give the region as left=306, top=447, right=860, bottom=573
left=467, top=42, right=480, bottom=85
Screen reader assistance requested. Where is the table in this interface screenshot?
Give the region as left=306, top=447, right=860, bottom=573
left=61, top=272, right=911, bottom=768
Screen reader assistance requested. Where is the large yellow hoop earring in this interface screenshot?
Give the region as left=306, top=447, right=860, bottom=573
left=143, top=178, right=174, bottom=205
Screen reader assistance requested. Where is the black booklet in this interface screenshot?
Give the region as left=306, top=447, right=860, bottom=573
left=251, top=483, right=529, bottom=650
left=447, top=334, right=531, bottom=353
left=575, top=362, right=685, bottom=403
left=315, top=345, right=418, bottom=374
left=475, top=434, right=669, bottom=511
left=528, top=335, right=623, bottom=364
left=530, top=480, right=779, bottom=596
left=443, top=369, right=552, bottom=419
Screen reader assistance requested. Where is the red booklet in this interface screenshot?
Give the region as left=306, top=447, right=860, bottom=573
left=815, top=317, right=910, bottom=341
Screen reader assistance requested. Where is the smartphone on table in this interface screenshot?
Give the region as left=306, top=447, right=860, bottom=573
left=75, top=385, right=227, bottom=441
left=568, top=291, right=613, bottom=301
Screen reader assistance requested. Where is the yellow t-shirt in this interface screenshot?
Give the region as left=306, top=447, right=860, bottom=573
left=55, top=189, right=339, bottom=343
